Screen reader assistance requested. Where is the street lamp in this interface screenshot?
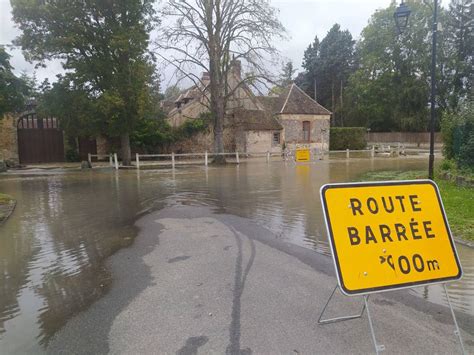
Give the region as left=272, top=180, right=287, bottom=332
left=394, top=1, right=411, bottom=34
left=394, top=0, right=438, bottom=180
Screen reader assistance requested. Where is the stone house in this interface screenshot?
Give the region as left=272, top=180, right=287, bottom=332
left=164, top=63, right=331, bottom=154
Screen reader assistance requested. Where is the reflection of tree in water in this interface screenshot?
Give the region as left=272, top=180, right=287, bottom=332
left=0, top=226, right=40, bottom=335
left=33, top=174, right=140, bottom=345
left=34, top=220, right=137, bottom=344
left=0, top=174, right=140, bottom=346
left=0, top=180, right=43, bottom=335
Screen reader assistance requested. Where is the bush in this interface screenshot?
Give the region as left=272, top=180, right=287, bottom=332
left=174, top=112, right=211, bottom=139
left=130, top=112, right=211, bottom=152
left=441, top=101, right=474, bottom=170
left=330, top=127, right=367, bottom=150
left=65, top=148, right=80, bottom=162
left=179, top=116, right=209, bottom=138
left=131, top=117, right=174, bottom=152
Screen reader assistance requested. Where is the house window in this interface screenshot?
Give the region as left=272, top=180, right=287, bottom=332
left=303, top=121, right=310, bottom=142
left=273, top=132, right=281, bottom=145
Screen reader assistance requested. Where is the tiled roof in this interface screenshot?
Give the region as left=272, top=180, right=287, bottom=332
left=258, top=84, right=331, bottom=115
left=232, top=109, right=282, bottom=131
left=258, top=96, right=283, bottom=114
left=280, top=84, right=332, bottom=115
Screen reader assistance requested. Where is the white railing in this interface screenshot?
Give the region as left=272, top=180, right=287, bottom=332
left=133, top=151, right=285, bottom=169
left=88, top=153, right=118, bottom=169
left=86, top=144, right=438, bottom=170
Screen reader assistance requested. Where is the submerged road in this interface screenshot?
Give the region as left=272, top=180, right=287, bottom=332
left=47, top=205, right=473, bottom=354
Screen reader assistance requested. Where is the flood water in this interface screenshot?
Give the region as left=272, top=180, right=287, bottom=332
left=0, top=157, right=472, bottom=352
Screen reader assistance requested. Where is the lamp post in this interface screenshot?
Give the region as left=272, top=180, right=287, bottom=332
left=394, top=0, right=437, bottom=180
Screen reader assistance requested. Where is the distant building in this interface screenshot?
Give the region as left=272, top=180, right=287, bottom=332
left=162, top=61, right=331, bottom=154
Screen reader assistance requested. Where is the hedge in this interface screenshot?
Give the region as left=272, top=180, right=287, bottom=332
left=441, top=101, right=474, bottom=170
left=330, top=127, right=367, bottom=150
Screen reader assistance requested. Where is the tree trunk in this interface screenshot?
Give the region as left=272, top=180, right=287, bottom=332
left=340, top=79, right=344, bottom=127
left=331, top=82, right=336, bottom=126
left=212, top=97, right=226, bottom=164
left=121, top=133, right=131, bottom=166
left=208, top=30, right=226, bottom=165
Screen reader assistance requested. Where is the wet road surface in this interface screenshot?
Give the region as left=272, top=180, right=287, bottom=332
left=46, top=205, right=474, bottom=354
left=0, top=157, right=472, bottom=353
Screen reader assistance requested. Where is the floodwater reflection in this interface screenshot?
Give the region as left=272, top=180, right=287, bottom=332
left=0, top=157, right=472, bottom=352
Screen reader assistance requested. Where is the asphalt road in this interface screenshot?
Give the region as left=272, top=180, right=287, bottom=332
left=47, top=205, right=474, bottom=354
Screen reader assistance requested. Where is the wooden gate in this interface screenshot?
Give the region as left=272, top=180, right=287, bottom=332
left=17, top=113, right=65, bottom=164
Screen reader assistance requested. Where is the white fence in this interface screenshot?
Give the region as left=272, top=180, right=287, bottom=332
left=134, top=151, right=280, bottom=169
left=88, top=153, right=118, bottom=169
left=86, top=144, right=440, bottom=170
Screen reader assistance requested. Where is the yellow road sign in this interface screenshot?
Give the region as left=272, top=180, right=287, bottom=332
left=320, top=180, right=462, bottom=295
left=295, top=149, right=311, bottom=162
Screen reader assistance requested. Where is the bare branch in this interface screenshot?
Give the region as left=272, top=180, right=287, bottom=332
left=157, top=0, right=287, bottom=153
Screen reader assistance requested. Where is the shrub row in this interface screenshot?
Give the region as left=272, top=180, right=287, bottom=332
left=441, top=101, right=474, bottom=170
left=330, top=127, right=367, bottom=150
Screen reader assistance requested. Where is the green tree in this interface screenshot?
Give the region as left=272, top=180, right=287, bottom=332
left=441, top=100, right=474, bottom=169
left=279, top=61, right=296, bottom=87
left=344, top=1, right=445, bottom=132
left=297, top=25, right=355, bottom=126
left=269, top=61, right=296, bottom=95
left=296, top=36, right=320, bottom=99
left=164, top=85, right=181, bottom=100
left=0, top=47, right=29, bottom=118
left=443, top=0, right=474, bottom=111
left=11, top=0, right=157, bottom=165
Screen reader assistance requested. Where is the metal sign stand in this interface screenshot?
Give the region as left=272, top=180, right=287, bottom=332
left=318, top=284, right=466, bottom=355
left=443, top=284, right=466, bottom=354
left=318, top=285, right=384, bottom=354
left=318, top=285, right=365, bottom=324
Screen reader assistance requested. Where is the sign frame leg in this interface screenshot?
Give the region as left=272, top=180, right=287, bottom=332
left=443, top=284, right=466, bottom=354
left=364, top=295, right=385, bottom=354
left=317, top=285, right=366, bottom=325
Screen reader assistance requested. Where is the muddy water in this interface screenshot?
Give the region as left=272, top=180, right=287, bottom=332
left=0, top=157, right=472, bottom=352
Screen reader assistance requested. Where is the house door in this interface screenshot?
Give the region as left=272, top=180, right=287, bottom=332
left=17, top=114, right=65, bottom=164
left=303, top=121, right=311, bottom=142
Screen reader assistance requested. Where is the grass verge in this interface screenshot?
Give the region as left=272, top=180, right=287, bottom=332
left=358, top=170, right=474, bottom=242
left=0, top=193, right=16, bottom=225
left=0, top=193, right=13, bottom=204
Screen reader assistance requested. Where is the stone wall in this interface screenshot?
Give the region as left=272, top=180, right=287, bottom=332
left=278, top=114, right=330, bottom=151
left=244, top=130, right=282, bottom=154
left=167, top=127, right=237, bottom=154
left=0, top=114, right=19, bottom=164
left=96, top=136, right=111, bottom=156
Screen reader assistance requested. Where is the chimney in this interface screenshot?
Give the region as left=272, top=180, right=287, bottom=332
left=201, top=72, right=210, bottom=86
left=230, top=59, right=241, bottom=79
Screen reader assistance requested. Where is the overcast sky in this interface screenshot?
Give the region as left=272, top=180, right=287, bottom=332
left=0, top=0, right=399, bottom=88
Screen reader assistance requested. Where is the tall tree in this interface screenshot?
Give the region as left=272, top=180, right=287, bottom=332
left=11, top=0, right=157, bottom=165
left=158, top=0, right=286, bottom=162
left=443, top=0, right=474, bottom=111
left=0, top=47, right=29, bottom=118
left=269, top=61, right=296, bottom=95
left=297, top=25, right=355, bottom=126
left=279, top=61, right=296, bottom=87
left=298, top=36, right=320, bottom=99
left=344, top=1, right=446, bottom=132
